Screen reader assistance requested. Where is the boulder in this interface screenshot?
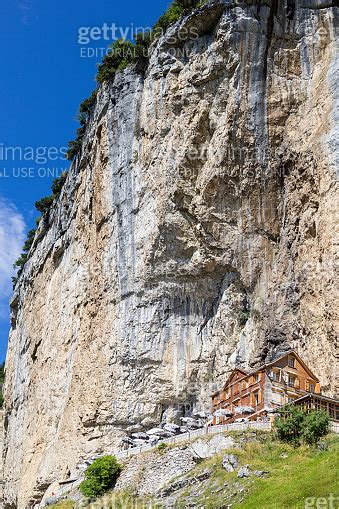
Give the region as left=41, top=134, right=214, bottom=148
left=253, top=470, right=269, bottom=477
left=182, top=417, right=204, bottom=429
left=234, top=406, right=255, bottom=415
left=161, top=431, right=175, bottom=438
left=179, top=426, right=189, bottom=434
left=125, top=424, right=144, bottom=433
left=222, top=454, right=239, bottom=472
left=237, top=465, right=251, bottom=478
left=189, top=434, right=236, bottom=459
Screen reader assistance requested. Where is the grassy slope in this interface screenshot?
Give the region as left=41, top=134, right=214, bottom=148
left=233, top=437, right=339, bottom=509
left=176, top=434, right=339, bottom=509
left=49, top=433, right=339, bottom=509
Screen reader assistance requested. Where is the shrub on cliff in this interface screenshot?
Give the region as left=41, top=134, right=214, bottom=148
left=35, top=172, right=68, bottom=213
left=13, top=172, right=69, bottom=287
left=274, top=406, right=329, bottom=446
left=66, top=91, right=97, bottom=160
left=79, top=455, right=122, bottom=498
left=51, top=171, right=68, bottom=195
left=96, top=1, right=205, bottom=84
left=97, top=39, right=136, bottom=83
left=153, top=1, right=185, bottom=34
left=35, top=195, right=54, bottom=214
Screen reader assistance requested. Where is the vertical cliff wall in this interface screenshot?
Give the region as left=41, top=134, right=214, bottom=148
left=3, top=0, right=337, bottom=506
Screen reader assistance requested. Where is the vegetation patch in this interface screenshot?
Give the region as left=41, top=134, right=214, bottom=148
left=80, top=455, right=122, bottom=499
left=12, top=171, right=68, bottom=286
left=47, top=501, right=74, bottom=509
left=66, top=1, right=208, bottom=162
left=274, top=406, right=329, bottom=446
left=233, top=435, right=339, bottom=509
left=174, top=433, right=339, bottom=509
left=66, top=90, right=97, bottom=160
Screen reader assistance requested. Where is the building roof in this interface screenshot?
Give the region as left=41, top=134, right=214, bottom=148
left=211, top=349, right=320, bottom=397
left=211, top=368, right=249, bottom=397
left=261, top=350, right=320, bottom=382
left=293, top=393, right=339, bottom=405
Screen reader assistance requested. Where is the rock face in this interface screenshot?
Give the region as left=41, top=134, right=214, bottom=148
left=3, top=0, right=337, bottom=506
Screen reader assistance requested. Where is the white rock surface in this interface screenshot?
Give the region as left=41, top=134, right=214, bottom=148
left=188, top=434, right=236, bottom=459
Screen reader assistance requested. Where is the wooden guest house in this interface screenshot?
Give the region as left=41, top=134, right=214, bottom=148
left=211, top=350, right=339, bottom=425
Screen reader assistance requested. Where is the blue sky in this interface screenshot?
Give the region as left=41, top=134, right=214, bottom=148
left=0, top=0, right=168, bottom=362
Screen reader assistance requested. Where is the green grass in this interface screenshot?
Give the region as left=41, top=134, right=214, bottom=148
left=173, top=433, right=339, bottom=509
left=233, top=436, right=339, bottom=509
left=48, top=501, right=74, bottom=509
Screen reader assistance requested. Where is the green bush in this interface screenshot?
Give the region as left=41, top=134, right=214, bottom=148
left=303, top=411, right=330, bottom=445
left=79, top=455, right=122, bottom=499
left=35, top=172, right=68, bottom=213
left=153, top=2, right=184, bottom=34
left=35, top=195, right=54, bottom=214
left=96, top=0, right=203, bottom=84
left=79, top=90, right=97, bottom=116
left=153, top=0, right=203, bottom=36
left=157, top=442, right=168, bottom=452
left=66, top=91, right=97, bottom=160
left=13, top=253, right=28, bottom=270
left=275, top=406, right=329, bottom=446
left=51, top=171, right=68, bottom=195
left=22, top=229, right=37, bottom=253
left=97, top=39, right=136, bottom=84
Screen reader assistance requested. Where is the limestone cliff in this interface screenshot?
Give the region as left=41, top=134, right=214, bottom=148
left=3, top=0, right=337, bottom=506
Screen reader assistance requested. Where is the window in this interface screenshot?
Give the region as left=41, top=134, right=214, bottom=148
left=252, top=391, right=260, bottom=406
left=234, top=384, right=239, bottom=395
left=242, top=380, right=247, bottom=390
left=233, top=399, right=240, bottom=411
left=309, top=383, right=315, bottom=393
left=288, top=375, right=296, bottom=387
left=288, top=356, right=296, bottom=368
left=271, top=370, right=280, bottom=382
